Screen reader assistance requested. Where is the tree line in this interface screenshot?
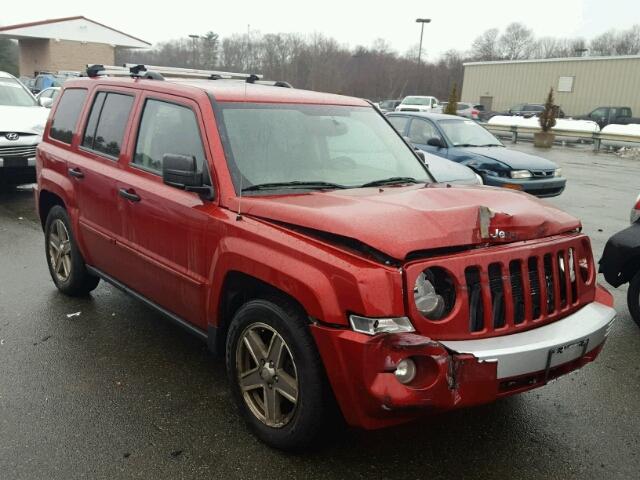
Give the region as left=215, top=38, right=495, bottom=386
left=1, top=22, right=638, bottom=101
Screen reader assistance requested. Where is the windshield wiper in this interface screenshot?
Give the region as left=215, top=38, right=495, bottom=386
left=241, top=180, right=347, bottom=192
left=360, top=176, right=421, bottom=188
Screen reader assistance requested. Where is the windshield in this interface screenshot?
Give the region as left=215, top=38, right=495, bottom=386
left=438, top=119, right=502, bottom=147
left=217, top=103, right=431, bottom=194
left=402, top=96, right=431, bottom=106
left=0, top=77, right=38, bottom=107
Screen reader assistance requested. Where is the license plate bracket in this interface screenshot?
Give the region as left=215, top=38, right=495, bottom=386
left=544, top=338, right=589, bottom=381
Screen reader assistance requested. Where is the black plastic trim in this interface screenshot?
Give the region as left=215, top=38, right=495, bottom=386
left=86, top=265, right=208, bottom=341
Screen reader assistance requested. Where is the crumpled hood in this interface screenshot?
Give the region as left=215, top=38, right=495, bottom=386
left=461, top=146, right=558, bottom=170
left=0, top=106, right=50, bottom=134
left=239, top=184, right=580, bottom=260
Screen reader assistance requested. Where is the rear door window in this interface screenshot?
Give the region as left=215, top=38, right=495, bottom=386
left=388, top=116, right=409, bottom=134
left=49, top=88, right=88, bottom=144
left=133, top=99, right=206, bottom=174
left=82, top=92, right=134, bottom=158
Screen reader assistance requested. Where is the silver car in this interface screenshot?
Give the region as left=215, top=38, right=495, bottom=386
left=440, top=102, right=483, bottom=120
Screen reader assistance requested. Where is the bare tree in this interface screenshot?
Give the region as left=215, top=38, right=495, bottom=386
left=471, top=28, right=501, bottom=61
left=499, top=23, right=534, bottom=60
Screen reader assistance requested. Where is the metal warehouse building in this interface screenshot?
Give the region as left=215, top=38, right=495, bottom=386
left=461, top=55, right=640, bottom=116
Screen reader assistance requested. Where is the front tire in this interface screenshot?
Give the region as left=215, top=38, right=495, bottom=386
left=627, top=270, right=640, bottom=329
left=225, top=298, right=332, bottom=450
left=44, top=205, right=99, bottom=296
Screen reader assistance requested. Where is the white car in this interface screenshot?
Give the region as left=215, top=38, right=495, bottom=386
left=0, top=71, right=50, bottom=187
left=395, top=95, right=441, bottom=113
left=419, top=150, right=483, bottom=186
left=35, top=87, right=61, bottom=108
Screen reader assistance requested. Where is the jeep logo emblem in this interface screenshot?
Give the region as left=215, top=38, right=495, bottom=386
left=5, top=132, right=19, bottom=141
left=489, top=228, right=517, bottom=241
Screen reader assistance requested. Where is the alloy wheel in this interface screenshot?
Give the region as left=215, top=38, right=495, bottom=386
left=236, top=322, right=299, bottom=428
left=48, top=219, right=72, bottom=282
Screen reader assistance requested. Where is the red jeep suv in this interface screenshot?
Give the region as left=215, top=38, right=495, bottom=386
left=35, top=64, right=615, bottom=450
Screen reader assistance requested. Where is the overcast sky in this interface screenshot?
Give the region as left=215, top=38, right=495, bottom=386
left=2, top=0, right=639, bottom=58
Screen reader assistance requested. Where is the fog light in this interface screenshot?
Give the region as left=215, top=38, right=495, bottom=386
left=394, top=358, right=417, bottom=385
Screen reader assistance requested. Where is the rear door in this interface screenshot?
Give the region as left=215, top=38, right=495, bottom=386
left=115, top=93, right=216, bottom=328
left=68, top=87, right=137, bottom=278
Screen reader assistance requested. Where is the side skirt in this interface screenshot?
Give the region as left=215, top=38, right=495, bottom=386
left=86, top=265, right=208, bottom=342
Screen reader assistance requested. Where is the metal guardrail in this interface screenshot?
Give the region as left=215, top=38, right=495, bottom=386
left=484, top=124, right=640, bottom=151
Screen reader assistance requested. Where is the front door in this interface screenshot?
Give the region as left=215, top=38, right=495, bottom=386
left=116, top=94, right=217, bottom=328
left=407, top=118, right=447, bottom=158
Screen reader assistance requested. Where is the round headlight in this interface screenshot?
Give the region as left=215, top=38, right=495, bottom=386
left=414, top=267, right=456, bottom=320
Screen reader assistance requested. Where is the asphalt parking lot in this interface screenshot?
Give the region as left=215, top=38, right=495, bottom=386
left=1, top=143, right=639, bottom=480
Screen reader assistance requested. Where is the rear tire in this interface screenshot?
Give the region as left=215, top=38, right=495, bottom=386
left=44, top=205, right=99, bottom=296
left=627, top=270, right=640, bottom=329
left=225, top=298, right=332, bottom=451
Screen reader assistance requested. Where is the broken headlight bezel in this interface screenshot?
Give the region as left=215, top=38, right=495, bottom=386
left=414, top=267, right=457, bottom=321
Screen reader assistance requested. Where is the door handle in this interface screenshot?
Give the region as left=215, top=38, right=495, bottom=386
left=118, top=188, right=141, bottom=202
left=68, top=167, right=84, bottom=179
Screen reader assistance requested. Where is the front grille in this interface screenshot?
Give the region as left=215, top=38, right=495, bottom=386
left=0, top=144, right=37, bottom=158
left=406, top=235, right=595, bottom=340
left=466, top=246, right=581, bottom=333
left=399, top=108, right=420, bottom=112
left=531, top=170, right=555, bottom=178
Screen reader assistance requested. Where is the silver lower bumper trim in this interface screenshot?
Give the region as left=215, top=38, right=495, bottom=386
left=441, top=302, right=615, bottom=379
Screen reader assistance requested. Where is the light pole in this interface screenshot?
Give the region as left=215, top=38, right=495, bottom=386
left=416, top=18, right=431, bottom=67
left=415, top=18, right=431, bottom=93
left=188, top=34, right=200, bottom=67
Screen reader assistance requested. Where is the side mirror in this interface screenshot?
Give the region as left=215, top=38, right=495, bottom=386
left=39, top=97, right=53, bottom=108
left=162, top=154, right=213, bottom=199
left=427, top=137, right=445, bottom=148
left=415, top=150, right=425, bottom=161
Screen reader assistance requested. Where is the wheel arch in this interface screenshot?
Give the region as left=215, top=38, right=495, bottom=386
left=38, top=189, right=66, bottom=230
left=209, top=270, right=313, bottom=356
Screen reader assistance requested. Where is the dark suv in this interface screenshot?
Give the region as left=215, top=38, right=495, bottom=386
left=35, top=64, right=615, bottom=450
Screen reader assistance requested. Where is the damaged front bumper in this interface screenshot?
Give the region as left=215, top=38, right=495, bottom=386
left=311, top=300, right=615, bottom=430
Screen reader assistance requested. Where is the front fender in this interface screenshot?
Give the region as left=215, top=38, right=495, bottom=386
left=205, top=221, right=406, bottom=328
left=599, top=223, right=640, bottom=287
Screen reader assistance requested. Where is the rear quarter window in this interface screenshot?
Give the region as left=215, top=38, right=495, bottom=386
left=49, top=88, right=88, bottom=144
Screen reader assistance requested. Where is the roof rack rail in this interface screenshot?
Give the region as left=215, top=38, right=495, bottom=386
left=84, top=64, right=164, bottom=79
left=123, top=63, right=263, bottom=81
left=84, top=63, right=291, bottom=87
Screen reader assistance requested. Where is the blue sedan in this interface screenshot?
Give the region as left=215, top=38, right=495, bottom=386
left=386, top=112, right=566, bottom=197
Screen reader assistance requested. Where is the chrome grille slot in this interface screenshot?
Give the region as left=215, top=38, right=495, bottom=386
left=528, top=257, right=541, bottom=319
left=557, top=251, right=568, bottom=308
left=465, top=266, right=484, bottom=332
left=509, top=260, right=525, bottom=324
left=543, top=254, right=556, bottom=314
left=488, top=263, right=505, bottom=329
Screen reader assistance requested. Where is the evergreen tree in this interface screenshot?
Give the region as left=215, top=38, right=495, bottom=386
left=444, top=83, right=458, bottom=115
left=0, top=39, right=18, bottom=75
left=539, top=87, right=557, bottom=132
